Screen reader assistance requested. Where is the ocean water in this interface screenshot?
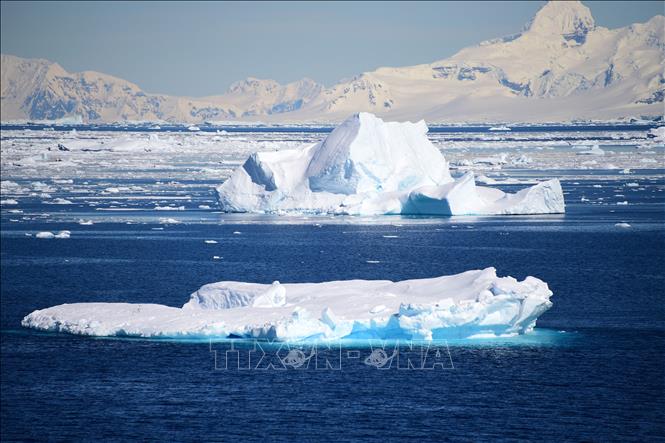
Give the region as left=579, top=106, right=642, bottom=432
left=1, top=127, right=664, bottom=441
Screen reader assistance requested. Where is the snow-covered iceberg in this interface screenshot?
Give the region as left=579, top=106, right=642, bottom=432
left=22, top=268, right=553, bottom=341
left=216, top=112, right=565, bottom=215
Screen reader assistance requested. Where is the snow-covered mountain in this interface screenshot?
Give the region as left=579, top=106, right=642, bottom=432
left=0, top=54, right=239, bottom=122
left=2, top=1, right=663, bottom=123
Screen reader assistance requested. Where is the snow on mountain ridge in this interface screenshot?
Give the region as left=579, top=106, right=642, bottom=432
left=214, top=77, right=324, bottom=117
left=1, top=1, right=662, bottom=123
left=523, top=0, right=595, bottom=41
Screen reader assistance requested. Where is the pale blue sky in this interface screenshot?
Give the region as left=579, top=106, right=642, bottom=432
left=1, top=1, right=662, bottom=96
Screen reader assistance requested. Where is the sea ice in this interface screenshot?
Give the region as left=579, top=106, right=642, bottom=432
left=22, top=268, right=553, bottom=341
left=216, top=113, right=565, bottom=216
left=577, top=145, right=605, bottom=155
left=35, top=230, right=70, bottom=239
left=648, top=126, right=665, bottom=143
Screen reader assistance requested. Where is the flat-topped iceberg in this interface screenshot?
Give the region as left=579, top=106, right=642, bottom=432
left=216, top=112, right=565, bottom=215
left=22, top=268, right=553, bottom=341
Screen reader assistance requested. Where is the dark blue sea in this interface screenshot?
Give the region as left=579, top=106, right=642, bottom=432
left=2, top=166, right=665, bottom=440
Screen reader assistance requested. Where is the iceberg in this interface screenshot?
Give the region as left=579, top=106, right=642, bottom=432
left=21, top=268, right=553, bottom=341
left=216, top=113, right=565, bottom=215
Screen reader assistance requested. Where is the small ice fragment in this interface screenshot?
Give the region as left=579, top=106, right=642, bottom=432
left=233, top=231, right=241, bottom=235
left=154, top=205, right=185, bottom=211
left=36, top=231, right=55, bottom=239
left=48, top=198, right=73, bottom=205
left=204, top=240, right=218, bottom=244
left=614, top=223, right=631, bottom=228
left=366, top=260, right=381, bottom=264
left=576, top=145, right=605, bottom=156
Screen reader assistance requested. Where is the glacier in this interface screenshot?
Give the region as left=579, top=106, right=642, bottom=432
left=216, top=112, right=565, bottom=216
left=21, top=268, right=553, bottom=341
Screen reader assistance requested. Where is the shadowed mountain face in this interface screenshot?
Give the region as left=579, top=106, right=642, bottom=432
left=1, top=1, right=663, bottom=123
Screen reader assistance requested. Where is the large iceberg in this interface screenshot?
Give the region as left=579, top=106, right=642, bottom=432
left=216, top=112, right=565, bottom=215
left=22, top=268, right=553, bottom=341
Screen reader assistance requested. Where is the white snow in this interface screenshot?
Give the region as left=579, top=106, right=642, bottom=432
left=21, top=267, right=553, bottom=341
left=216, top=113, right=565, bottom=216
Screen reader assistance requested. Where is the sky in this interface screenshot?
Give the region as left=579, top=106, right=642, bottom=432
left=1, top=1, right=663, bottom=97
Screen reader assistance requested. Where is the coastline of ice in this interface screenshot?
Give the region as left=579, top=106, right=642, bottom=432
left=216, top=113, right=566, bottom=216
left=21, top=267, right=553, bottom=341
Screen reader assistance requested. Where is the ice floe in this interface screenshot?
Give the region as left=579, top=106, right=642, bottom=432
left=35, top=230, right=70, bottom=239
left=22, top=267, right=553, bottom=341
left=576, top=145, right=605, bottom=155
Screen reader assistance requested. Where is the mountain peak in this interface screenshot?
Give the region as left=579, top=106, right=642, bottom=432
left=525, top=1, right=595, bottom=41
left=226, top=77, right=281, bottom=95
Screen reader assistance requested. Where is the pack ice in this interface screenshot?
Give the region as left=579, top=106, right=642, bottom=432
left=22, top=268, right=553, bottom=341
left=216, top=113, right=565, bottom=215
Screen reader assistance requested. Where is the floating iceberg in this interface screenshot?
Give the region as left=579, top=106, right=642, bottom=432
left=216, top=113, right=564, bottom=215
left=22, top=268, right=553, bottom=341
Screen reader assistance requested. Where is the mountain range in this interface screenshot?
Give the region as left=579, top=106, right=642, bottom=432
left=1, top=1, right=663, bottom=123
